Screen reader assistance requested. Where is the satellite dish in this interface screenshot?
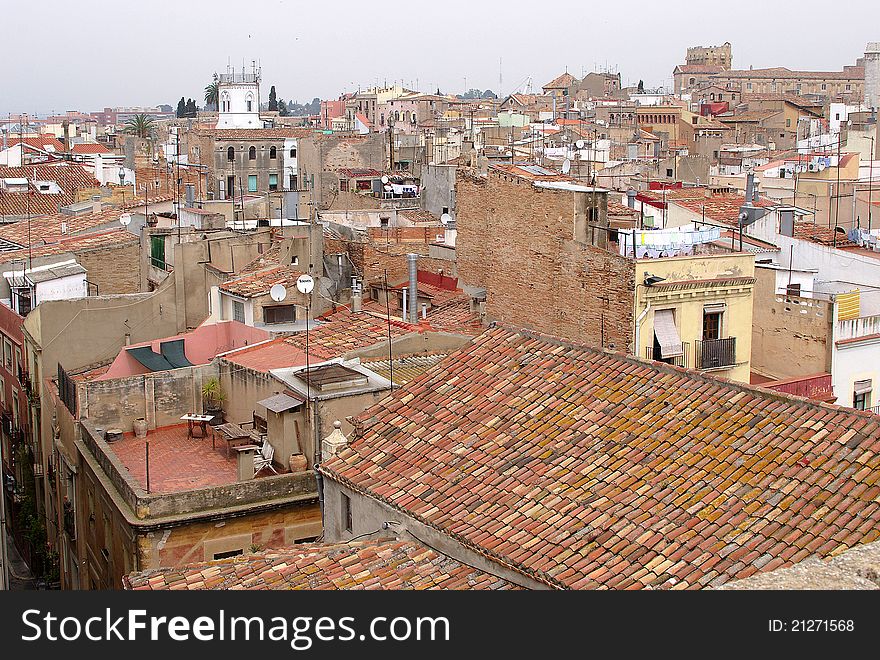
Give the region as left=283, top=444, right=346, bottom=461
left=818, top=162, right=826, bottom=171
left=575, top=139, right=585, bottom=149
left=119, top=213, right=132, bottom=226
left=562, top=159, right=571, bottom=174
left=296, top=274, right=315, bottom=295
left=440, top=213, right=452, bottom=225
left=381, top=175, right=389, bottom=184
left=270, top=283, right=287, bottom=302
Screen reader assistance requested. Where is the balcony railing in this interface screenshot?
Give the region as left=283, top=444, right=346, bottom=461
left=645, top=342, right=690, bottom=368
left=696, top=337, right=737, bottom=370
left=869, top=405, right=880, bottom=416
left=63, top=501, right=76, bottom=541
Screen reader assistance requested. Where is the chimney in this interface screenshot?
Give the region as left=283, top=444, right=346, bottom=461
left=406, top=253, right=418, bottom=324
left=745, top=172, right=755, bottom=204
left=92, top=195, right=102, bottom=214
left=322, top=420, right=348, bottom=459
left=352, top=291, right=362, bottom=312
left=626, top=188, right=637, bottom=209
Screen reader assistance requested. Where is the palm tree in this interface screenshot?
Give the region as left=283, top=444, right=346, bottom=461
left=204, top=73, right=219, bottom=110
left=123, top=113, right=156, bottom=138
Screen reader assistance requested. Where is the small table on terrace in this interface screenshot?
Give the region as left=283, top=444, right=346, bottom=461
left=213, top=422, right=253, bottom=457
left=181, top=414, right=214, bottom=438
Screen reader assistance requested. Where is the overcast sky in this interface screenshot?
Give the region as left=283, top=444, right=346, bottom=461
left=2, top=0, right=877, bottom=116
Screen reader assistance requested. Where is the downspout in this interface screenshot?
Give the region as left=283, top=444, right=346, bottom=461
left=634, top=284, right=651, bottom=359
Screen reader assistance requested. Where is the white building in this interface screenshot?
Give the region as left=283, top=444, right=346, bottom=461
left=216, top=66, right=262, bottom=130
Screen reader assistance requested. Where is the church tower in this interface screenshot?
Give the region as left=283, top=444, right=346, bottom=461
left=216, top=63, right=261, bottom=129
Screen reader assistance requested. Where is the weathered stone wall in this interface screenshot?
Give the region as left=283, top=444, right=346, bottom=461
left=456, top=169, right=635, bottom=351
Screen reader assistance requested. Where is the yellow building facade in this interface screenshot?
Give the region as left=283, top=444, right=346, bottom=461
left=634, top=252, right=755, bottom=383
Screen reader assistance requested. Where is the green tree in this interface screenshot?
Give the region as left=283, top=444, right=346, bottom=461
left=278, top=99, right=290, bottom=117
left=482, top=89, right=497, bottom=99
left=269, top=85, right=278, bottom=112
left=176, top=97, right=186, bottom=118
left=185, top=98, right=198, bottom=117
left=204, top=73, right=219, bottom=110
left=637, top=79, right=645, bottom=93
left=123, top=113, right=156, bottom=138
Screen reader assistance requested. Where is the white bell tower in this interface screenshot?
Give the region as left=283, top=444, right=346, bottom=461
left=216, top=62, right=261, bottom=129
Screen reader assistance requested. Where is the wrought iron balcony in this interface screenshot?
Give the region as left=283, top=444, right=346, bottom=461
left=696, top=337, right=736, bottom=370
left=645, top=342, right=690, bottom=368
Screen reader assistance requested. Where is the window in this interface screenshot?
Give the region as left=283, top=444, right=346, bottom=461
left=14, top=346, right=21, bottom=378
left=342, top=493, right=353, bottom=532
left=0, top=375, right=4, bottom=407
left=232, top=300, right=245, bottom=323
left=289, top=147, right=296, bottom=158
left=703, top=311, right=722, bottom=341
left=4, top=338, right=12, bottom=370
left=785, top=283, right=802, bottom=298
left=248, top=174, right=257, bottom=192
left=747, top=82, right=752, bottom=90
left=289, top=175, right=297, bottom=190
left=227, top=146, right=234, bottom=161
left=786, top=118, right=791, bottom=127
left=263, top=304, right=296, bottom=324
left=718, top=94, right=723, bottom=101
left=846, top=84, right=851, bottom=91
left=666, top=168, right=674, bottom=178
left=853, top=380, right=872, bottom=410
left=269, top=173, right=278, bottom=191
left=248, top=146, right=256, bottom=160
left=821, top=83, right=827, bottom=91
left=835, top=113, right=840, bottom=121
left=269, top=146, right=277, bottom=159
left=213, top=549, right=244, bottom=560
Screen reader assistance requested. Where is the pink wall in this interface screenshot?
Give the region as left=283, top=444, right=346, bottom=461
left=99, top=321, right=270, bottom=380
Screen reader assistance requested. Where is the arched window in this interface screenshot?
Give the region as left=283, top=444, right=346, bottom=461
left=220, top=92, right=230, bottom=113
left=245, top=93, right=254, bottom=113
left=248, top=146, right=256, bottom=160
left=289, top=147, right=296, bottom=158
left=227, top=146, right=235, bottom=161
left=411, top=112, right=417, bottom=124
left=395, top=111, right=400, bottom=121
left=269, top=146, right=277, bottom=159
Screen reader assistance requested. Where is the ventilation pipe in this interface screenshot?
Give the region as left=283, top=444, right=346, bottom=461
left=406, top=253, right=418, bottom=324
left=745, top=172, right=755, bottom=204
left=626, top=188, right=637, bottom=209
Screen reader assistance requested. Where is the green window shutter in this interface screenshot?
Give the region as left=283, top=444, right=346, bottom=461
left=248, top=175, right=258, bottom=192
left=150, top=235, right=166, bottom=269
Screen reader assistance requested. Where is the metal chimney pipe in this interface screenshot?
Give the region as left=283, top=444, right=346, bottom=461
left=406, top=253, right=418, bottom=324
left=626, top=188, right=637, bottom=209
left=745, top=172, right=755, bottom=204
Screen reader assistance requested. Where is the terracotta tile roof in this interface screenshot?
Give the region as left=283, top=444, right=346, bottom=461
left=222, top=338, right=322, bottom=373
left=793, top=221, right=857, bottom=247
left=70, top=142, right=113, bottom=154
left=673, top=195, right=775, bottom=226
left=362, top=353, right=451, bottom=385
left=0, top=163, right=99, bottom=217
left=125, top=540, right=520, bottom=590
left=283, top=307, right=415, bottom=359
left=322, top=324, right=880, bottom=590
left=543, top=72, right=577, bottom=90
left=718, top=66, right=864, bottom=81
left=0, top=206, right=127, bottom=245
left=608, top=199, right=640, bottom=217
left=3, top=135, right=66, bottom=153
left=425, top=296, right=484, bottom=335
left=238, top=244, right=283, bottom=274
left=219, top=265, right=304, bottom=298
left=718, top=110, right=781, bottom=124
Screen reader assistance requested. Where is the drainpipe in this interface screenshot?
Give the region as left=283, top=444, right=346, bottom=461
left=406, top=253, right=418, bottom=324
left=634, top=288, right=651, bottom=359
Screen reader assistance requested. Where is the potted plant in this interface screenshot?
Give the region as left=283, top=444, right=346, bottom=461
left=201, top=377, right=225, bottom=423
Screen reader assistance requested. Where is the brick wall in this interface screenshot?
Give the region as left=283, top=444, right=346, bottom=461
left=363, top=241, right=451, bottom=285
left=456, top=169, right=635, bottom=351
left=75, top=239, right=141, bottom=294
